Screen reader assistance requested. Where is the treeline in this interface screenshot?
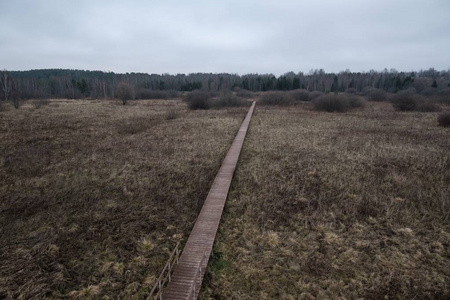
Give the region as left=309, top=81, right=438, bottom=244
left=1, top=68, right=449, bottom=100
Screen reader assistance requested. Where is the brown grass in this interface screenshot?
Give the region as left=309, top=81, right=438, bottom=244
left=201, top=102, right=450, bottom=299
left=0, top=99, right=248, bottom=299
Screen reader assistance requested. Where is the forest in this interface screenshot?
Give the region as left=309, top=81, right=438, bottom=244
left=1, top=68, right=450, bottom=101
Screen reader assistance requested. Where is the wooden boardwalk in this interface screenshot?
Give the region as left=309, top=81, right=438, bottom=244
left=162, top=102, right=256, bottom=299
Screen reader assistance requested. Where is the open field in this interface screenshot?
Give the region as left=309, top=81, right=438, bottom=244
left=1, top=98, right=449, bottom=299
left=0, top=99, right=248, bottom=298
left=201, top=102, right=450, bottom=299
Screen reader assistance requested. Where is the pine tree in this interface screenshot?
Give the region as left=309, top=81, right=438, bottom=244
left=431, top=80, right=437, bottom=88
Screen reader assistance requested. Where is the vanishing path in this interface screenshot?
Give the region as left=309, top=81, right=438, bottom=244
left=162, top=102, right=256, bottom=299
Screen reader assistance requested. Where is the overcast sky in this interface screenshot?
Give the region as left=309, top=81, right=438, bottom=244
left=1, top=0, right=449, bottom=75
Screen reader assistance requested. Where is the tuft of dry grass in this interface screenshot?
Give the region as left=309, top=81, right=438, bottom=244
left=201, top=102, right=450, bottom=299
left=0, top=99, right=247, bottom=299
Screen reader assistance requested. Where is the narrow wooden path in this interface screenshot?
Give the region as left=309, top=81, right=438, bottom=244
left=162, top=101, right=256, bottom=299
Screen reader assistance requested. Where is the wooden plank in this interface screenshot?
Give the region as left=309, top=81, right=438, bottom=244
left=162, top=102, right=256, bottom=299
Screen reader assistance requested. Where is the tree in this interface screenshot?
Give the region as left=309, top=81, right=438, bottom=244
left=330, top=75, right=339, bottom=93
left=0, top=70, right=12, bottom=101
left=76, top=78, right=89, bottom=96
left=116, top=82, right=133, bottom=105
left=431, top=80, right=438, bottom=88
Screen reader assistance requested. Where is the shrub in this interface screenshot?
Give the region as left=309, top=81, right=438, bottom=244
left=347, top=95, right=366, bottom=108
left=312, top=94, right=351, bottom=112
left=309, top=91, right=324, bottom=101
left=116, top=82, right=133, bottom=105
left=416, top=102, right=442, bottom=112
left=165, top=109, right=180, bottom=120
left=137, top=89, right=179, bottom=100
left=390, top=93, right=421, bottom=111
left=420, top=88, right=437, bottom=96
left=234, top=88, right=254, bottom=98
left=365, top=88, right=387, bottom=101
left=213, top=92, right=250, bottom=108
left=33, top=99, right=50, bottom=109
left=259, top=92, right=294, bottom=106
left=290, top=89, right=310, bottom=101
left=438, top=112, right=450, bottom=127
left=344, top=88, right=358, bottom=94
left=185, top=90, right=211, bottom=110
left=11, top=89, right=22, bottom=109
left=117, top=117, right=149, bottom=134
left=437, top=88, right=450, bottom=96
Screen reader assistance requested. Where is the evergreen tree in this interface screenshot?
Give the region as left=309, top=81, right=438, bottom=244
left=330, top=75, right=338, bottom=92
left=431, top=80, right=438, bottom=88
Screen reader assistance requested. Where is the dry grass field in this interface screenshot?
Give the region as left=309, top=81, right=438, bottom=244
left=201, top=102, right=450, bottom=299
left=1, top=98, right=449, bottom=299
left=0, top=99, right=248, bottom=299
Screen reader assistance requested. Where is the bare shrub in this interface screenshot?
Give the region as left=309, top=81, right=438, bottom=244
left=420, top=88, right=437, bottom=96
left=365, top=88, right=387, bottom=102
left=137, top=89, right=179, bottom=100
left=213, top=92, right=250, bottom=108
left=234, top=87, right=253, bottom=98
left=33, top=99, right=50, bottom=109
left=437, top=88, right=450, bottom=96
left=416, top=102, right=442, bottom=112
left=117, top=117, right=149, bottom=134
left=434, top=88, right=450, bottom=105
left=11, top=89, right=22, bottom=109
left=165, top=109, right=180, bottom=120
left=437, top=112, right=450, bottom=127
left=312, top=94, right=351, bottom=112
left=290, top=89, right=310, bottom=101
left=185, top=90, right=211, bottom=110
left=390, top=92, right=421, bottom=111
left=309, top=91, right=324, bottom=101
left=347, top=95, right=366, bottom=108
left=116, top=82, right=133, bottom=105
left=259, top=92, right=294, bottom=106
left=344, top=88, right=358, bottom=94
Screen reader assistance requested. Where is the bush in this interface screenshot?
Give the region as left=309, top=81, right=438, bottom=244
left=165, top=109, right=180, bottom=120
left=234, top=88, right=254, bottom=98
left=137, top=89, right=179, bottom=100
left=117, top=117, right=149, bottom=134
left=185, top=90, right=211, bottom=110
left=259, top=92, right=294, bottom=106
left=438, top=112, right=450, bottom=127
left=213, top=92, right=250, bottom=108
left=344, top=88, right=358, bottom=94
left=434, top=88, right=450, bottom=105
left=313, top=94, right=351, bottom=112
left=390, top=93, right=421, bottom=111
left=33, top=99, right=50, bottom=109
left=347, top=95, right=366, bottom=108
left=420, top=88, right=437, bottom=96
left=309, top=91, right=324, bottom=101
left=116, top=82, right=133, bottom=105
left=416, top=102, right=442, bottom=112
left=365, top=88, right=387, bottom=102
left=290, top=89, right=310, bottom=101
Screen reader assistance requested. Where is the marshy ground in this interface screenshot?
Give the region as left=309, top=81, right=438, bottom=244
left=201, top=102, right=450, bottom=299
left=0, top=99, right=247, bottom=298
left=0, top=99, right=449, bottom=299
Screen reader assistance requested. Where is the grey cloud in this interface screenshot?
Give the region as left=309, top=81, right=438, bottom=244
left=0, top=0, right=449, bottom=75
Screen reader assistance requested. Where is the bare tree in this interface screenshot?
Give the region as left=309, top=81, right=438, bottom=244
left=116, top=82, right=133, bottom=105
left=1, top=70, right=12, bottom=101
